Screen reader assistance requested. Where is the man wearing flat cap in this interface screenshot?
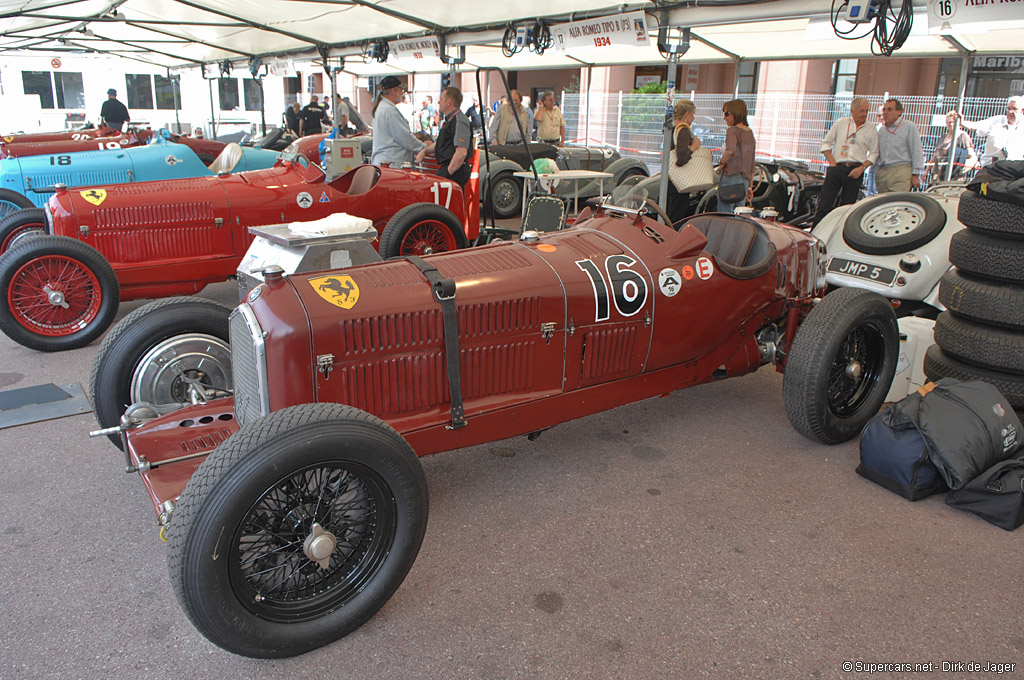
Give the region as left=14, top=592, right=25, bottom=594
left=100, top=88, right=130, bottom=133
left=371, top=75, right=429, bottom=166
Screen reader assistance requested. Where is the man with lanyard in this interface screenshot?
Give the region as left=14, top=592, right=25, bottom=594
left=875, top=98, right=923, bottom=193
left=535, top=92, right=566, bottom=146
left=954, top=96, right=1023, bottom=166
left=371, top=75, right=428, bottom=167
left=432, top=86, right=473, bottom=188
left=813, top=97, right=877, bottom=225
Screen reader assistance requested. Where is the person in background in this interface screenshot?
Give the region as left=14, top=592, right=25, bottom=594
left=283, top=102, right=301, bottom=135
left=432, top=87, right=473, bottom=188
left=813, top=96, right=877, bottom=225
left=928, top=111, right=979, bottom=181
left=465, top=94, right=483, bottom=136
left=100, top=88, right=130, bottom=133
left=875, top=98, right=923, bottom=192
left=371, top=75, right=427, bottom=166
left=396, top=93, right=416, bottom=133
left=299, top=95, right=327, bottom=137
left=717, top=98, right=756, bottom=214
left=954, top=96, right=1023, bottom=166
left=535, top=91, right=566, bottom=146
left=522, top=96, right=535, bottom=140
left=488, top=90, right=530, bottom=145
left=667, top=99, right=702, bottom=225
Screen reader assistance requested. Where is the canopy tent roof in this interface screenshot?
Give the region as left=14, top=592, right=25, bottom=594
left=0, top=0, right=1020, bottom=73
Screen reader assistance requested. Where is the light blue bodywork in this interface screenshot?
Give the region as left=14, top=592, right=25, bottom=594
left=0, top=132, right=281, bottom=208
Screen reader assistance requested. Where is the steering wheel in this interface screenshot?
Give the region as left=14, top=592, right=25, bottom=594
left=752, top=164, right=771, bottom=198
left=640, top=197, right=673, bottom=228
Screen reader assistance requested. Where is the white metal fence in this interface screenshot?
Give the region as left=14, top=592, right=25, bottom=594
left=562, top=92, right=1009, bottom=182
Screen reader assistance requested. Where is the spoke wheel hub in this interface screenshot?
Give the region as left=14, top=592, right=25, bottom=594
left=303, top=523, right=338, bottom=570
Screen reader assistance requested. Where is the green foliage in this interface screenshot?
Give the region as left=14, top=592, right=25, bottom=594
left=564, top=75, right=580, bottom=94
left=632, top=81, right=667, bottom=94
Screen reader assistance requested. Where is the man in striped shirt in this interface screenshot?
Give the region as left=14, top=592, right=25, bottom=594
left=875, top=98, right=923, bottom=193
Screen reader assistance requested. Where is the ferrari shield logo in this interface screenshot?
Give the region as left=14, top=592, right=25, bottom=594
left=310, top=275, right=359, bottom=309
left=2, top=136, right=12, bottom=143
left=80, top=189, right=107, bottom=205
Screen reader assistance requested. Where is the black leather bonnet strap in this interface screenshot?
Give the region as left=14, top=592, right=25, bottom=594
left=405, top=255, right=467, bottom=429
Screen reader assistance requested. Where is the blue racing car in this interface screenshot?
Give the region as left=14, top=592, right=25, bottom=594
left=0, top=130, right=282, bottom=212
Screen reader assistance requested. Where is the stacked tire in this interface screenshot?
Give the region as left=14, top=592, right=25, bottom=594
left=925, top=190, right=1024, bottom=409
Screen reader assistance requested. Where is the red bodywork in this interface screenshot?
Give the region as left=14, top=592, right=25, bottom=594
left=0, top=125, right=119, bottom=145
left=124, top=211, right=824, bottom=519
left=0, top=131, right=225, bottom=160
left=45, top=135, right=471, bottom=301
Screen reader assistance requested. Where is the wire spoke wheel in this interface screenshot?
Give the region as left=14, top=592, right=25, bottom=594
left=826, top=324, right=886, bottom=417
left=230, top=461, right=396, bottom=622
left=7, top=253, right=102, bottom=335
left=400, top=219, right=457, bottom=256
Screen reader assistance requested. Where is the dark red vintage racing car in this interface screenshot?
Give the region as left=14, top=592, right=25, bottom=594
left=0, top=134, right=477, bottom=351
left=0, top=129, right=226, bottom=162
left=0, top=124, right=121, bottom=145
left=89, top=199, right=898, bottom=658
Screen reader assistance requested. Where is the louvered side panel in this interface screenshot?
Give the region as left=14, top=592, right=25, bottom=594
left=93, top=202, right=214, bottom=229
left=462, top=342, right=536, bottom=399
left=92, top=225, right=218, bottom=262
left=581, top=326, right=637, bottom=381
left=340, top=309, right=442, bottom=356
left=459, top=297, right=539, bottom=338
left=337, top=353, right=447, bottom=416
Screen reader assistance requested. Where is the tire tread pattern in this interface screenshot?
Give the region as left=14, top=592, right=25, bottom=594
left=934, top=311, right=1024, bottom=374
left=924, top=345, right=1024, bottom=408
left=938, top=269, right=1024, bottom=331
left=949, top=229, right=1024, bottom=284
left=957, top=190, right=1024, bottom=238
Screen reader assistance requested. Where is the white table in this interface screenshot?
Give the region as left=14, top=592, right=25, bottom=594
left=514, top=169, right=614, bottom=216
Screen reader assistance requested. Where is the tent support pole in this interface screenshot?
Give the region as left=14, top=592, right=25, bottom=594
left=585, top=65, right=592, bottom=145
left=207, top=77, right=217, bottom=139
left=946, top=55, right=970, bottom=182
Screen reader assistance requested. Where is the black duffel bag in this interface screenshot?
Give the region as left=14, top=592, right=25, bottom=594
left=946, top=455, right=1024, bottom=531
left=858, top=379, right=1022, bottom=499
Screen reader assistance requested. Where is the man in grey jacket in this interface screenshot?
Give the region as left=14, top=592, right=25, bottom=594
left=371, top=76, right=427, bottom=166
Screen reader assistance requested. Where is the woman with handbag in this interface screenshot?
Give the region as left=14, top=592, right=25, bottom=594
left=717, top=99, right=756, bottom=214
left=667, top=99, right=703, bottom=225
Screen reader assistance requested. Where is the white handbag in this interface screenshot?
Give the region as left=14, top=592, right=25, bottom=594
left=668, top=145, right=715, bottom=193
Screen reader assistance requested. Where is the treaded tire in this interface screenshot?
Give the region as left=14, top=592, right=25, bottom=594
left=957, top=190, right=1024, bottom=238
left=949, top=229, right=1024, bottom=284
left=934, top=311, right=1024, bottom=375
left=924, top=344, right=1024, bottom=409
left=0, top=188, right=34, bottom=220
left=842, top=192, right=946, bottom=255
left=784, top=287, right=899, bottom=444
left=89, top=296, right=233, bottom=449
left=485, top=171, right=522, bottom=219
left=0, top=208, right=46, bottom=254
left=166, top=403, right=428, bottom=658
left=938, top=269, right=1024, bottom=331
left=0, top=234, right=119, bottom=351
left=379, top=203, right=466, bottom=259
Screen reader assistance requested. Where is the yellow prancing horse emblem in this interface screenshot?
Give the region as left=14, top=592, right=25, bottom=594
left=2, top=136, right=12, bottom=143
left=310, top=274, right=359, bottom=309
left=80, top=189, right=107, bottom=206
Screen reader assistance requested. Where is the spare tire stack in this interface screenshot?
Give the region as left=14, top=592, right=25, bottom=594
left=925, top=190, right=1024, bottom=409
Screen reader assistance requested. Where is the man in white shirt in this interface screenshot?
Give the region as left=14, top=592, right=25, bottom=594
left=370, top=76, right=427, bottom=166
left=956, top=96, right=1023, bottom=166
left=813, top=97, right=878, bottom=225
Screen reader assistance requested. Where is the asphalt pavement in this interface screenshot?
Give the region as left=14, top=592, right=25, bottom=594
left=1, top=276, right=1022, bottom=680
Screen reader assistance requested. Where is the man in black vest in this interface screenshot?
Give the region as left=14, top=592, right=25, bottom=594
left=299, top=96, right=326, bottom=136
left=434, top=86, right=473, bottom=188
left=99, top=88, right=130, bottom=132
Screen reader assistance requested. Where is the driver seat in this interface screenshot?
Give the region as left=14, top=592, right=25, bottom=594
left=345, top=165, right=380, bottom=196
left=684, top=214, right=777, bottom=280
left=207, top=143, right=243, bottom=174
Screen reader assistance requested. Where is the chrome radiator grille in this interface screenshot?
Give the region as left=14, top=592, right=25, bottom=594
left=229, top=303, right=269, bottom=427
